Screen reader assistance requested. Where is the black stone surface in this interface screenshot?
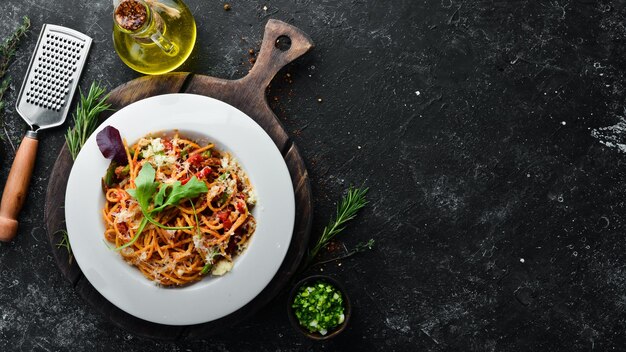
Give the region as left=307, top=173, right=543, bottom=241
left=1, top=0, right=626, bottom=351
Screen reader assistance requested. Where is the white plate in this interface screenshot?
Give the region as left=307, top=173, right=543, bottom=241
left=65, top=93, right=295, bottom=325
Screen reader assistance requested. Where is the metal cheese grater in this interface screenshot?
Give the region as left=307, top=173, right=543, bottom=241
left=0, top=24, right=92, bottom=242
left=16, top=24, right=92, bottom=130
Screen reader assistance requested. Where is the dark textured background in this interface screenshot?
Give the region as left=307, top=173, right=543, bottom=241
left=1, top=0, right=626, bottom=351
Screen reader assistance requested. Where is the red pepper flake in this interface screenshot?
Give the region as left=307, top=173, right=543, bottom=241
left=217, top=210, right=230, bottom=222
left=163, top=138, right=173, bottom=151
left=217, top=210, right=232, bottom=230
left=236, top=201, right=246, bottom=213
left=187, top=153, right=204, bottom=167
left=180, top=177, right=190, bottom=185
left=195, top=166, right=212, bottom=179
left=223, top=218, right=233, bottom=230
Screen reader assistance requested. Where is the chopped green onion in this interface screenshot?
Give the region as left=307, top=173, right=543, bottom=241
left=120, top=164, right=130, bottom=177
left=201, top=263, right=212, bottom=275
left=103, top=161, right=118, bottom=186
left=181, top=145, right=191, bottom=159
left=292, top=280, right=345, bottom=335
left=219, top=190, right=230, bottom=204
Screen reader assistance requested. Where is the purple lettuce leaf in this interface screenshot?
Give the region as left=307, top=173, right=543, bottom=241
left=96, top=126, right=128, bottom=165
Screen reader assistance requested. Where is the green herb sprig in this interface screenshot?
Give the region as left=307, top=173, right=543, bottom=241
left=302, top=187, right=369, bottom=270
left=0, top=16, right=30, bottom=108
left=66, top=82, right=111, bottom=160
left=0, top=16, right=30, bottom=133
left=55, top=230, right=73, bottom=264
left=311, top=239, right=375, bottom=267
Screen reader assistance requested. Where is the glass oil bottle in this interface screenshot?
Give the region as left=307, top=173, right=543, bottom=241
left=112, top=0, right=196, bottom=75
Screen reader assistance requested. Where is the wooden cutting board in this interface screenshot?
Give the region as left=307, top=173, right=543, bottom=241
left=43, top=19, right=313, bottom=340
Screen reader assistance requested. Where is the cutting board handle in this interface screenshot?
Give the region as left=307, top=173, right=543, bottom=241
left=241, top=19, right=314, bottom=94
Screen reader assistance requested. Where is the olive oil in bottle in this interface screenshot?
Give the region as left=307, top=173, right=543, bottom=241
left=112, top=0, right=196, bottom=75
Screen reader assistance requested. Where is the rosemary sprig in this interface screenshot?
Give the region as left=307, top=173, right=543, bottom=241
left=311, top=239, right=375, bottom=267
left=0, top=16, right=30, bottom=122
left=65, top=82, right=111, bottom=160
left=302, top=186, right=369, bottom=270
left=55, top=230, right=73, bottom=264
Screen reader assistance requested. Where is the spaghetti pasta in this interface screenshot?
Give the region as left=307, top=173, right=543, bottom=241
left=101, top=132, right=257, bottom=286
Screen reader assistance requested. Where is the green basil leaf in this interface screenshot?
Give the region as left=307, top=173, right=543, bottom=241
left=132, top=163, right=158, bottom=209
left=154, top=184, right=169, bottom=207
left=152, top=177, right=208, bottom=212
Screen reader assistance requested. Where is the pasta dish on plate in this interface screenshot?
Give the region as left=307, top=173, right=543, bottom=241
left=100, top=129, right=257, bottom=286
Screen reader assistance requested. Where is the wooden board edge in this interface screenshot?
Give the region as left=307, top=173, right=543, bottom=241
left=74, top=276, right=185, bottom=340
left=44, top=144, right=82, bottom=284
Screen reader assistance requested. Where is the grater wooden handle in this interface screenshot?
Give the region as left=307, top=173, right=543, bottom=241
left=0, top=133, right=38, bottom=242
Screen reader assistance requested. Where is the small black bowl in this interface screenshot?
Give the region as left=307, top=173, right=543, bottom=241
left=287, top=275, right=352, bottom=340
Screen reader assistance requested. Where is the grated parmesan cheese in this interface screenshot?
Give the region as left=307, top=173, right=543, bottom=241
left=112, top=207, right=139, bottom=223
left=212, top=260, right=234, bottom=276
left=221, top=155, right=229, bottom=169
left=193, top=235, right=208, bottom=254
left=142, top=138, right=164, bottom=158
left=153, top=153, right=176, bottom=167
left=246, top=189, right=257, bottom=206
left=208, top=184, right=223, bottom=199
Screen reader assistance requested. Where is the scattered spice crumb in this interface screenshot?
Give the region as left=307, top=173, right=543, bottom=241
left=223, top=3, right=231, bottom=11
left=326, top=240, right=343, bottom=253
left=263, top=5, right=268, bottom=11
left=248, top=48, right=255, bottom=55
left=249, top=57, right=256, bottom=64
left=317, top=98, right=323, bottom=103
left=357, top=146, right=362, bottom=149
left=520, top=258, right=525, bottom=263
left=415, top=91, right=421, bottom=96
left=561, top=121, right=566, bottom=126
